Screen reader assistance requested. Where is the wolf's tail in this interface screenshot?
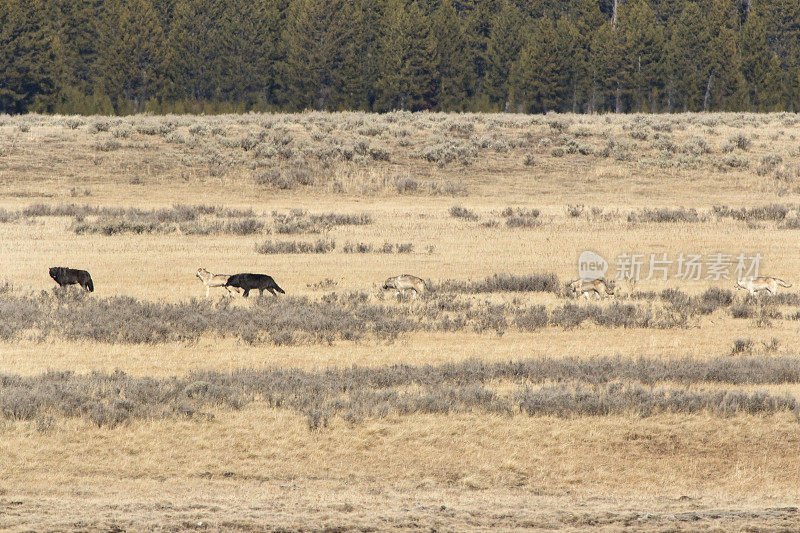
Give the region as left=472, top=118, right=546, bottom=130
left=777, top=279, right=792, bottom=287
left=86, top=277, right=94, bottom=292
left=274, top=282, right=285, bottom=294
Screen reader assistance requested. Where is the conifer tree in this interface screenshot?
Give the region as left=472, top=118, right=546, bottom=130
left=738, top=6, right=769, bottom=110
left=586, top=22, right=622, bottom=113
left=165, top=0, right=224, bottom=102
left=281, top=0, right=362, bottom=110
left=374, top=0, right=436, bottom=111
left=0, top=0, right=56, bottom=113
left=484, top=0, right=523, bottom=110
left=619, top=0, right=665, bottom=112
left=95, top=0, right=165, bottom=112
left=666, top=3, right=712, bottom=111
left=431, top=0, right=473, bottom=110
left=509, top=18, right=562, bottom=113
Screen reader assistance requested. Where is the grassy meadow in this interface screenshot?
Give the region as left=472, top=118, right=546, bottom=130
left=1, top=111, right=800, bottom=530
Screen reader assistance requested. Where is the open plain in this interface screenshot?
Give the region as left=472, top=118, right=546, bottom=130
left=1, top=112, right=800, bottom=531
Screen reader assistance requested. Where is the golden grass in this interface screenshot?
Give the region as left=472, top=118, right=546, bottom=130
left=3, top=412, right=800, bottom=530
left=1, top=112, right=800, bottom=530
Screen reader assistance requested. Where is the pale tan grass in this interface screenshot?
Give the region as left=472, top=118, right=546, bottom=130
left=2, top=112, right=800, bottom=529
left=3, top=322, right=800, bottom=377
left=2, top=412, right=800, bottom=530
left=1, top=207, right=797, bottom=302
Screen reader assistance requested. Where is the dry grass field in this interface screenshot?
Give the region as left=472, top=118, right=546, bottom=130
left=2, top=111, right=800, bottom=531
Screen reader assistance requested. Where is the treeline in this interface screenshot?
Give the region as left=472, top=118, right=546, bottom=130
left=1, top=0, right=799, bottom=115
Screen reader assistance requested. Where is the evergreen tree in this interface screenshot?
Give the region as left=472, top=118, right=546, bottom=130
left=41, top=0, right=105, bottom=113
left=374, top=0, right=436, bottom=111
left=459, top=0, right=499, bottom=105
left=553, top=16, right=585, bottom=113
left=95, top=0, right=165, bottom=112
left=431, top=0, right=473, bottom=110
left=165, top=0, right=279, bottom=108
left=738, top=6, right=770, bottom=110
left=484, top=0, right=523, bottom=110
left=586, top=21, right=623, bottom=113
left=762, top=54, right=785, bottom=111
left=509, top=18, right=562, bottom=113
left=0, top=0, right=56, bottom=113
left=666, top=3, right=712, bottom=111
left=165, top=0, right=225, bottom=103
left=0, top=0, right=799, bottom=114
left=761, top=0, right=800, bottom=110
left=281, top=0, right=362, bottom=110
left=704, top=0, right=747, bottom=111
left=351, top=0, right=384, bottom=110
left=619, top=0, right=665, bottom=112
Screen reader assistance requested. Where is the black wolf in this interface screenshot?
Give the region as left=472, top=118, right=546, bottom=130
left=49, top=266, right=94, bottom=292
left=225, top=273, right=285, bottom=297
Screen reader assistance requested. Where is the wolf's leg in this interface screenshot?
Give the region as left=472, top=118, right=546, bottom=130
left=243, top=288, right=250, bottom=297
left=206, top=285, right=210, bottom=298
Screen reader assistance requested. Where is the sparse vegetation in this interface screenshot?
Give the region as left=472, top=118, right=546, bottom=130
left=0, top=203, right=377, bottom=236
left=3, top=112, right=800, bottom=530
left=449, top=206, right=479, bottom=221
left=438, top=273, right=562, bottom=295
left=3, top=355, right=799, bottom=430
left=255, top=239, right=336, bottom=254
left=628, top=207, right=701, bottom=223
left=713, top=204, right=798, bottom=222
left=6, top=283, right=792, bottom=346
left=342, top=242, right=414, bottom=254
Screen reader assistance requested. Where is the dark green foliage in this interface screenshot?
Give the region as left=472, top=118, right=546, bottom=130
left=0, top=0, right=56, bottom=113
left=3, top=0, right=800, bottom=114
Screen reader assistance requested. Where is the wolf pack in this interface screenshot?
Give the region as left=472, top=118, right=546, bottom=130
left=48, top=266, right=429, bottom=299
left=47, top=265, right=792, bottom=300
left=567, top=276, right=792, bottom=298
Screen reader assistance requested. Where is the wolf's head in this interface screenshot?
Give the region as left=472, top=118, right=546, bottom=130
left=383, top=277, right=397, bottom=290
left=605, top=279, right=615, bottom=294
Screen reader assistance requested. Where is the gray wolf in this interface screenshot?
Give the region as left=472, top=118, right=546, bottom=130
left=49, top=266, right=94, bottom=292
left=196, top=268, right=240, bottom=297
left=383, top=274, right=426, bottom=298
left=735, top=276, right=791, bottom=296
left=225, top=273, right=285, bottom=297
left=568, top=278, right=614, bottom=299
